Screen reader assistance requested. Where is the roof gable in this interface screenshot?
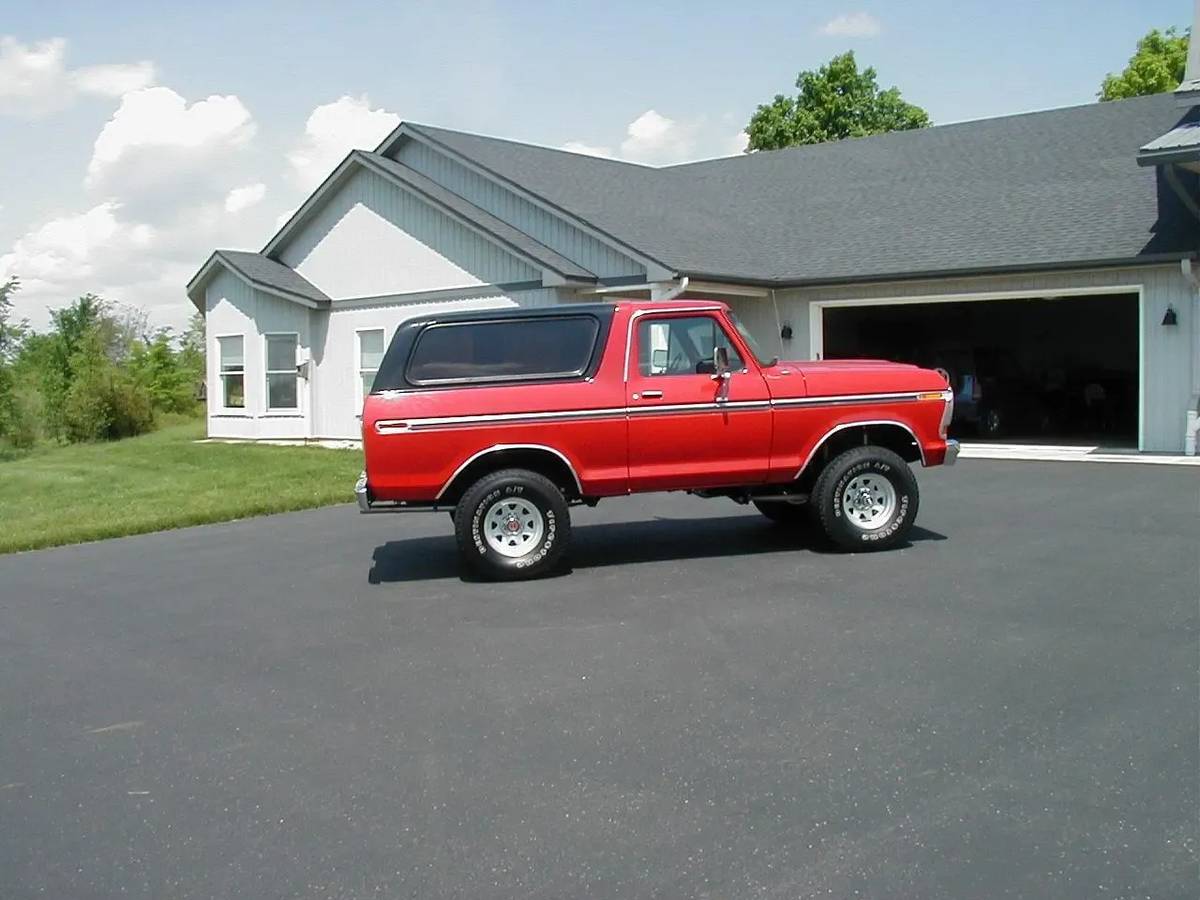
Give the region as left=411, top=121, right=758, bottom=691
left=261, top=150, right=597, bottom=288
left=186, top=250, right=329, bottom=309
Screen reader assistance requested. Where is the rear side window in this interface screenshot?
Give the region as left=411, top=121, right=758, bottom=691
left=406, top=316, right=601, bottom=386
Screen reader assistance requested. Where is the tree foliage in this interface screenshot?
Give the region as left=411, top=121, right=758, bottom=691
left=1099, top=27, right=1190, bottom=101
left=745, top=51, right=930, bottom=151
left=0, top=286, right=204, bottom=448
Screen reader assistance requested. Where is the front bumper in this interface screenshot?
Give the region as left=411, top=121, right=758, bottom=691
left=943, top=439, right=960, bottom=466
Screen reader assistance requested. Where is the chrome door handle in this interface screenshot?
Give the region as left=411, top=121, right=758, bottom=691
left=640, top=390, right=664, bottom=399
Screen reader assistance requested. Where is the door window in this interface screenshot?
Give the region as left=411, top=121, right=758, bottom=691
left=637, top=316, right=743, bottom=377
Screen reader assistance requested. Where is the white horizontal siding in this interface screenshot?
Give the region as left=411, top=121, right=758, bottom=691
left=727, top=264, right=1195, bottom=452
left=278, top=168, right=538, bottom=299
left=395, top=139, right=646, bottom=280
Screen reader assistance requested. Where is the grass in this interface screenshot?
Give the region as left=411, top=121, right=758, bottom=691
left=0, top=420, right=364, bottom=554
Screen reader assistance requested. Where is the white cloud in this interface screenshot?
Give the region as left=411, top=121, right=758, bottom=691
left=72, top=61, right=157, bottom=98
left=288, top=95, right=400, bottom=190
left=1, top=79, right=272, bottom=330
left=559, top=140, right=615, bottom=159
left=0, top=202, right=154, bottom=291
left=86, top=87, right=255, bottom=191
left=619, top=110, right=696, bottom=164
left=818, top=12, right=882, bottom=37
left=224, top=183, right=267, bottom=214
left=0, top=36, right=155, bottom=116
left=560, top=110, right=752, bottom=166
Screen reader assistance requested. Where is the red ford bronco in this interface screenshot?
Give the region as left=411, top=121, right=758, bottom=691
left=357, top=300, right=958, bottom=580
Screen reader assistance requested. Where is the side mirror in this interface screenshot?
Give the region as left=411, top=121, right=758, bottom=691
left=712, top=346, right=731, bottom=381
left=651, top=348, right=668, bottom=371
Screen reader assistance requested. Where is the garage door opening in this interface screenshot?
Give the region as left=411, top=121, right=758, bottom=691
left=821, top=293, right=1139, bottom=445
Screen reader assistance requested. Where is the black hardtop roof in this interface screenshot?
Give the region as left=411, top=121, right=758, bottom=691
left=398, top=302, right=617, bottom=331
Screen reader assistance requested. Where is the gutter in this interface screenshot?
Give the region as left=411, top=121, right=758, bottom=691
left=679, top=253, right=1200, bottom=292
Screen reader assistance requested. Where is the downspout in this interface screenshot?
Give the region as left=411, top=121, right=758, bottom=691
left=1180, top=258, right=1200, bottom=455
left=650, top=276, right=690, bottom=302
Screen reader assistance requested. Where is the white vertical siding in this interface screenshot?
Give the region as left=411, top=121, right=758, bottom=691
left=204, top=270, right=312, bottom=440
left=277, top=169, right=538, bottom=299
left=311, top=287, right=568, bottom=440
left=727, top=264, right=1195, bottom=452
left=395, top=139, right=646, bottom=279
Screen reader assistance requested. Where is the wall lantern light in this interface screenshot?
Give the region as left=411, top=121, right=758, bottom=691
left=780, top=323, right=794, bottom=341
left=1162, top=305, right=1178, bottom=327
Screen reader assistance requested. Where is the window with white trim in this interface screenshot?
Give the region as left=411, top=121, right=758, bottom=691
left=265, top=334, right=299, bottom=410
left=217, top=336, right=245, bottom=409
left=357, top=328, right=385, bottom=409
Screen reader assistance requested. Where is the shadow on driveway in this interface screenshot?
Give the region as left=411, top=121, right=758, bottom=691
left=367, top=514, right=948, bottom=583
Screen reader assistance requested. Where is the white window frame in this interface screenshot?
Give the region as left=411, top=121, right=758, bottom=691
left=355, top=327, right=387, bottom=414
left=263, top=332, right=300, bottom=414
left=215, top=333, right=246, bottom=414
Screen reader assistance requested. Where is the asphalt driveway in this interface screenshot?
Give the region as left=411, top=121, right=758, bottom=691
left=0, top=461, right=1196, bottom=899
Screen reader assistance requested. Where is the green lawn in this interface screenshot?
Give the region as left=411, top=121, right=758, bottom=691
left=0, top=421, right=364, bottom=554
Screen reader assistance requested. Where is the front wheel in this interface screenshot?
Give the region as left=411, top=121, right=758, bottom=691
left=811, top=446, right=919, bottom=551
left=453, top=468, right=571, bottom=580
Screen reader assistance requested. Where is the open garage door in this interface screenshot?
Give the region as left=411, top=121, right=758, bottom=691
left=820, top=293, right=1139, bottom=446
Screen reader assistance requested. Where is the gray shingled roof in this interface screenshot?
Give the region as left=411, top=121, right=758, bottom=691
left=212, top=250, right=330, bottom=304
left=357, top=152, right=596, bottom=281
left=407, top=94, right=1197, bottom=285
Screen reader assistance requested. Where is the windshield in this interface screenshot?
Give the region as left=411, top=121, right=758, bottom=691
left=726, top=311, right=776, bottom=368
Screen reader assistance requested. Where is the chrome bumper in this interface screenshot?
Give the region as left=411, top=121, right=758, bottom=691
left=944, top=439, right=960, bottom=466
left=355, top=471, right=371, bottom=512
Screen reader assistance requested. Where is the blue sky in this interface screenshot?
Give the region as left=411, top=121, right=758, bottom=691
left=0, top=0, right=1190, bottom=329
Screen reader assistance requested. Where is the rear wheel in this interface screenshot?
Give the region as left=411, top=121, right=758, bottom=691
left=811, top=446, right=918, bottom=551
left=453, top=468, right=571, bottom=580
left=753, top=500, right=807, bottom=525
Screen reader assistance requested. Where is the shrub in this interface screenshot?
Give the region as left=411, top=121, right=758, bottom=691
left=62, top=360, right=155, bottom=442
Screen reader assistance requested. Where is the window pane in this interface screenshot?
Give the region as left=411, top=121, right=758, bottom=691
left=218, top=336, right=243, bottom=372
left=638, top=316, right=742, bottom=376
left=407, top=317, right=599, bottom=384
left=361, top=372, right=377, bottom=397
left=359, top=330, right=385, bottom=370
left=223, top=374, right=244, bottom=408
left=267, top=372, right=298, bottom=409
left=266, top=335, right=296, bottom=371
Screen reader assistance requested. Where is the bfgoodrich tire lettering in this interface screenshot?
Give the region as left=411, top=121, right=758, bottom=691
left=453, top=468, right=571, bottom=580
left=811, top=446, right=919, bottom=552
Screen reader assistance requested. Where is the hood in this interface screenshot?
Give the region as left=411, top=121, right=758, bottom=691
left=767, top=358, right=950, bottom=398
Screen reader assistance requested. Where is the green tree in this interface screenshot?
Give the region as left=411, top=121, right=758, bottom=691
left=1100, top=27, right=1190, bottom=101
left=0, top=277, right=25, bottom=440
left=0, top=277, right=24, bottom=364
left=127, top=330, right=198, bottom=414
left=744, top=51, right=930, bottom=151
left=179, top=310, right=206, bottom=398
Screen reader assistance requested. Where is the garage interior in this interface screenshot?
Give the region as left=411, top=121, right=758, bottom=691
left=821, top=293, right=1140, bottom=445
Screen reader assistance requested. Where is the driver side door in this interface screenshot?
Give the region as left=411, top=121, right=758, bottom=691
left=625, top=312, right=772, bottom=491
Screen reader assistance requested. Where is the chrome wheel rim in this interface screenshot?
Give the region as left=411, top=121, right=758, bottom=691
left=483, top=497, right=545, bottom=558
left=841, top=474, right=896, bottom=531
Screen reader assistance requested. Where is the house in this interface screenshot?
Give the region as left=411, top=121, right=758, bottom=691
left=188, top=93, right=1200, bottom=453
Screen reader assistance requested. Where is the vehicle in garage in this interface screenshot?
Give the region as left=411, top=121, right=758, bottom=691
left=820, top=293, right=1141, bottom=444
left=356, top=300, right=958, bottom=579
